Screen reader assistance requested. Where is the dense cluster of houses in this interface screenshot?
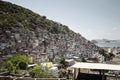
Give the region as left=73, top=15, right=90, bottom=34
left=0, top=27, right=99, bottom=63
left=103, top=47, right=120, bottom=54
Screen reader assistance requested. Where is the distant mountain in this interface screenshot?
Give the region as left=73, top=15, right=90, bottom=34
left=91, top=39, right=120, bottom=47
left=0, top=0, right=99, bottom=62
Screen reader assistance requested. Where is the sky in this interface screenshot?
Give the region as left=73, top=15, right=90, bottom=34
left=3, top=0, right=120, bottom=40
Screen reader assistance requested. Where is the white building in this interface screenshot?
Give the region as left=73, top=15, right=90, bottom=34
left=48, top=67, right=58, bottom=77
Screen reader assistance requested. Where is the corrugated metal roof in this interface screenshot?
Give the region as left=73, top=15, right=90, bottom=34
left=71, top=62, right=120, bottom=71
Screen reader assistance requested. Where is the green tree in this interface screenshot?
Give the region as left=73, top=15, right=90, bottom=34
left=59, top=70, right=69, bottom=79
left=59, top=57, right=66, bottom=68
left=108, top=52, right=115, bottom=60
left=99, top=49, right=106, bottom=56
left=19, top=62, right=27, bottom=70
left=2, top=60, right=15, bottom=73
left=9, top=54, right=30, bottom=70
left=81, top=58, right=87, bottom=62
left=1, top=54, right=30, bottom=73
left=29, top=65, right=55, bottom=78
left=99, top=48, right=108, bottom=61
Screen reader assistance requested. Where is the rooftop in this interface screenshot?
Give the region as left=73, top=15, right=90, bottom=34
left=71, top=62, right=120, bottom=71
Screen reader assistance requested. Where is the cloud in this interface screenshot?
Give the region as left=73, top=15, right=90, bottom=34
left=113, top=27, right=118, bottom=30
left=87, top=29, right=92, bottom=33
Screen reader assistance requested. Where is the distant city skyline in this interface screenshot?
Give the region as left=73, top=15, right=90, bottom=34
left=4, top=0, right=120, bottom=40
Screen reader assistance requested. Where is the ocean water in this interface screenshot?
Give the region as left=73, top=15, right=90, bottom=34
left=95, top=42, right=120, bottom=47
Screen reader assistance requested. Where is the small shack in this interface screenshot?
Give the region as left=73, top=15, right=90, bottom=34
left=71, top=62, right=120, bottom=80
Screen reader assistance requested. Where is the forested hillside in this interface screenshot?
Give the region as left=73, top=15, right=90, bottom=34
left=0, top=0, right=71, bottom=34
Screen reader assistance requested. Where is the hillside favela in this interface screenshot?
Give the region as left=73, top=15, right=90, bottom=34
left=0, top=0, right=120, bottom=80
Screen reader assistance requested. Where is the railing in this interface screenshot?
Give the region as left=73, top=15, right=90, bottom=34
left=0, top=77, right=67, bottom=80
left=1, top=76, right=120, bottom=80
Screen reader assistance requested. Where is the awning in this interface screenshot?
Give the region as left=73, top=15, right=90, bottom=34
left=71, top=62, right=120, bottom=71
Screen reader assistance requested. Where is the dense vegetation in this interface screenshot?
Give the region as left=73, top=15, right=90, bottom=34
left=0, top=54, right=55, bottom=78
left=0, top=54, right=29, bottom=73
left=99, top=49, right=115, bottom=61
left=0, top=0, right=71, bottom=33
left=29, top=65, right=55, bottom=78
